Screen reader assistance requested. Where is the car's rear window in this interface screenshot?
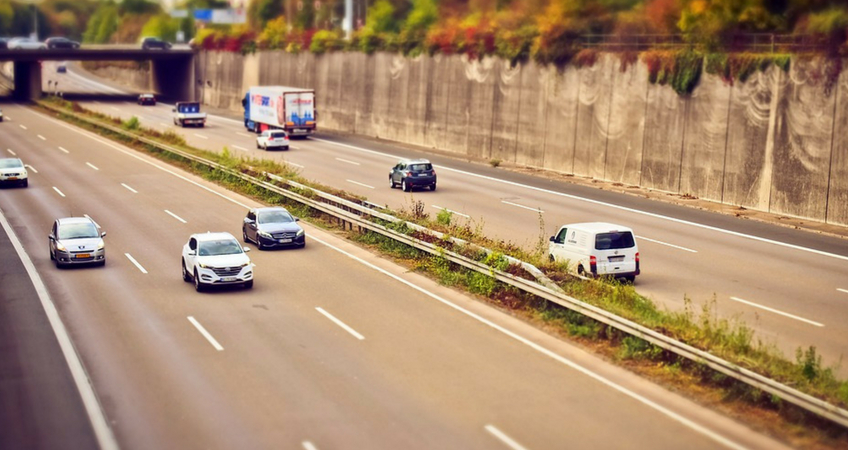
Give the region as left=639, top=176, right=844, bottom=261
left=270, top=132, right=287, bottom=139
left=58, top=223, right=98, bottom=239
left=198, top=239, right=243, bottom=256
left=595, top=231, right=635, bottom=250
left=410, top=163, right=432, bottom=172
left=0, top=159, right=23, bottom=168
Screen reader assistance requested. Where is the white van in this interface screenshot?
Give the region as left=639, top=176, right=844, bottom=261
left=549, top=222, right=640, bottom=282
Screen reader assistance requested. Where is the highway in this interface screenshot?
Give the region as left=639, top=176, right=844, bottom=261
left=42, top=62, right=848, bottom=373
left=0, top=100, right=792, bottom=449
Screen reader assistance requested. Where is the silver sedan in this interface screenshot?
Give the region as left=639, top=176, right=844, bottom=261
left=48, top=217, right=106, bottom=267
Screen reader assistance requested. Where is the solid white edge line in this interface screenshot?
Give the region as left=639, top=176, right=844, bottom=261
left=729, top=297, right=824, bottom=327
left=124, top=253, right=148, bottom=274
left=52, top=186, right=65, bottom=197
left=346, top=179, right=375, bottom=189
left=838, top=288, right=848, bottom=295
left=637, top=236, right=698, bottom=253
left=335, top=157, right=360, bottom=166
left=164, top=210, right=187, bottom=224
left=187, top=316, right=224, bottom=351
left=431, top=205, right=470, bottom=219
left=37, top=134, right=46, bottom=140
left=121, top=183, right=138, bottom=194
left=0, top=207, right=119, bottom=450
left=501, top=200, right=543, bottom=213
left=59, top=146, right=69, bottom=154
left=311, top=137, right=848, bottom=263
left=86, top=162, right=100, bottom=171
left=307, top=234, right=747, bottom=450
left=485, top=425, right=529, bottom=450
left=6, top=148, right=15, bottom=156
left=302, top=441, right=318, bottom=450
left=25, top=165, right=37, bottom=173
left=315, top=307, right=365, bottom=340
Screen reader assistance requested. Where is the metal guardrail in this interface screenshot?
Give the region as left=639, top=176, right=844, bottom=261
left=39, top=101, right=848, bottom=429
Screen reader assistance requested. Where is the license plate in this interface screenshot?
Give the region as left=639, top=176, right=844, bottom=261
left=608, top=256, right=625, bottom=262
left=294, top=129, right=304, bottom=133
left=75, top=253, right=90, bottom=259
left=279, top=238, right=292, bottom=243
left=221, top=277, right=237, bottom=282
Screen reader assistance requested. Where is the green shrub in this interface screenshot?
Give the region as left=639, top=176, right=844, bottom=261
left=310, top=29, right=343, bottom=54
left=122, top=116, right=140, bottom=131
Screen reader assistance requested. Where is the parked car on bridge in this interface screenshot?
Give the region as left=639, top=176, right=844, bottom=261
left=48, top=217, right=106, bottom=267
left=45, top=37, right=80, bottom=49
left=0, top=38, right=9, bottom=49
left=256, top=130, right=289, bottom=150
left=7, top=37, right=45, bottom=50
left=389, top=159, right=437, bottom=192
left=138, top=93, right=156, bottom=105
left=181, top=232, right=253, bottom=291
left=0, top=158, right=27, bottom=187
left=140, top=37, right=171, bottom=50
left=56, top=63, right=67, bottom=73
left=242, top=207, right=305, bottom=250
left=549, top=222, right=640, bottom=283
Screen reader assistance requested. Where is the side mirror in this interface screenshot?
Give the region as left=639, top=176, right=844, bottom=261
left=101, top=231, right=106, bottom=237
left=187, top=250, right=196, bottom=256
left=171, top=108, right=176, bottom=113
left=243, top=217, right=254, bottom=224
left=48, top=234, right=54, bottom=240
left=549, top=236, right=555, bottom=242
left=243, top=247, right=251, bottom=253
left=294, top=217, right=300, bottom=222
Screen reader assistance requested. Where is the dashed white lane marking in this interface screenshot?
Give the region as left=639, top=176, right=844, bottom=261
left=164, top=209, right=187, bottom=224
left=187, top=316, right=224, bottom=351
left=638, top=236, right=697, bottom=253
left=315, top=307, right=365, bottom=340
left=86, top=162, right=99, bottom=171
left=52, top=186, right=65, bottom=197
left=37, top=134, right=46, bottom=141
left=232, top=144, right=248, bottom=151
left=121, top=183, right=138, bottom=193
left=287, top=161, right=304, bottom=168
left=236, top=132, right=253, bottom=138
left=6, top=149, right=16, bottom=156
left=501, top=200, right=543, bottom=213
left=432, top=205, right=470, bottom=218
left=346, top=179, right=374, bottom=189
left=729, top=297, right=824, bottom=327
left=485, top=425, right=528, bottom=450
left=159, top=122, right=168, bottom=127
left=19, top=124, right=27, bottom=130
left=109, top=107, right=120, bottom=112
left=302, top=442, right=318, bottom=450
left=193, top=133, right=209, bottom=139
left=25, top=165, right=37, bottom=173
left=838, top=288, right=848, bottom=295
left=335, top=157, right=360, bottom=166
left=124, top=253, right=148, bottom=274
left=59, top=146, right=70, bottom=154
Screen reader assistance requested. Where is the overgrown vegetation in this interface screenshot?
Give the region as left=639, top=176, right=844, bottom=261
left=37, top=97, right=848, bottom=444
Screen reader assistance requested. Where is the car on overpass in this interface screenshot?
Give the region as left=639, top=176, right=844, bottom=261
left=182, top=232, right=254, bottom=291
left=0, top=158, right=27, bottom=187
left=48, top=217, right=106, bottom=267
left=242, top=207, right=305, bottom=250
left=0, top=38, right=9, bottom=49
left=140, top=37, right=172, bottom=50
left=7, top=37, right=45, bottom=50
left=45, top=37, right=80, bottom=49
left=138, top=93, right=156, bottom=105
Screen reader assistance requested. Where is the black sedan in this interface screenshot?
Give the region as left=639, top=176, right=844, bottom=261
left=138, top=94, right=156, bottom=105
left=242, top=207, right=305, bottom=250
left=140, top=37, right=171, bottom=50
left=45, top=37, right=80, bottom=49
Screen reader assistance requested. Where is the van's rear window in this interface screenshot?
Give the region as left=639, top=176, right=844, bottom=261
left=595, top=232, right=635, bottom=250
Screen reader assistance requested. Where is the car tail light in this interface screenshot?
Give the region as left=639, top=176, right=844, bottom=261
left=589, top=255, right=597, bottom=275
left=635, top=252, right=640, bottom=275
left=405, top=171, right=412, bottom=177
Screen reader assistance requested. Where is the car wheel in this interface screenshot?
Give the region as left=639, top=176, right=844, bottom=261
left=389, top=177, right=395, bottom=189
left=256, top=142, right=261, bottom=149
left=257, top=239, right=264, bottom=251
left=182, top=259, right=191, bottom=282
left=577, top=265, right=585, bottom=276
left=22, top=179, right=28, bottom=188
left=430, top=183, right=436, bottom=191
left=50, top=248, right=54, bottom=260
left=54, top=253, right=63, bottom=268
left=194, top=270, right=204, bottom=292
left=244, top=280, right=253, bottom=289
left=99, top=259, right=106, bottom=267
left=402, top=179, right=410, bottom=192
left=623, top=275, right=636, bottom=284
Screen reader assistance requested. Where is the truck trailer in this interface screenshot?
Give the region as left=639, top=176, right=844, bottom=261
left=242, top=86, right=316, bottom=137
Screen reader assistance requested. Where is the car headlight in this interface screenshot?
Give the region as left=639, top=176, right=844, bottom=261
left=258, top=231, right=273, bottom=239
left=56, top=242, right=66, bottom=251
left=239, top=262, right=249, bottom=268
left=21, top=170, right=27, bottom=177
left=296, top=229, right=304, bottom=237
left=198, top=262, right=209, bottom=269
left=97, top=240, right=105, bottom=250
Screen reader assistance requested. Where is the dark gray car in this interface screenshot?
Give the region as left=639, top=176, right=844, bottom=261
left=242, top=207, right=305, bottom=250
left=390, top=158, right=437, bottom=192
left=49, top=217, right=106, bottom=267
left=140, top=37, right=171, bottom=50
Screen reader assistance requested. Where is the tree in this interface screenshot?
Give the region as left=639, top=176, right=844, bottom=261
left=140, top=13, right=177, bottom=41
left=120, top=0, right=161, bottom=16
left=248, top=0, right=284, bottom=30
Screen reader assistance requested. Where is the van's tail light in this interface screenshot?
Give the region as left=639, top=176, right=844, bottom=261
left=405, top=171, right=412, bottom=177
left=635, top=252, right=641, bottom=275
left=589, top=255, right=597, bottom=276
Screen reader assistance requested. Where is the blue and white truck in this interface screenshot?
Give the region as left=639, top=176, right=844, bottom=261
left=242, top=86, right=316, bottom=137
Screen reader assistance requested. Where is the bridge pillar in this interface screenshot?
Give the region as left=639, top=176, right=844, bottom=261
left=151, top=57, right=195, bottom=102
left=13, top=61, right=42, bottom=101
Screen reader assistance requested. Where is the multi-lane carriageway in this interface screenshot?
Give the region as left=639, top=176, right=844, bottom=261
left=0, top=63, right=840, bottom=449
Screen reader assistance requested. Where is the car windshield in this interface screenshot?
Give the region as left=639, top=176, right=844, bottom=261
left=198, top=239, right=243, bottom=256
left=58, top=223, right=99, bottom=239
left=258, top=211, right=294, bottom=224
left=595, top=232, right=635, bottom=250
left=0, top=159, right=23, bottom=169
left=410, top=163, right=432, bottom=171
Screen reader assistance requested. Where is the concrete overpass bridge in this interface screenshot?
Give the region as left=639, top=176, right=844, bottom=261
left=0, top=47, right=196, bottom=101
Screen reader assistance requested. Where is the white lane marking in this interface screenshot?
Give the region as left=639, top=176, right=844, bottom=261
left=193, top=133, right=209, bottom=139
left=485, top=425, right=528, bottom=450
left=187, top=316, right=224, bottom=351
left=308, top=234, right=747, bottom=450
left=232, top=144, right=248, bottom=151
left=124, top=253, right=148, bottom=274
left=236, top=132, right=253, bottom=138
left=346, top=179, right=374, bottom=189
left=0, top=208, right=119, bottom=450
left=287, top=161, right=304, bottom=168
left=501, top=200, right=543, bottom=213
left=25, top=165, right=37, bottom=173
left=312, top=137, right=848, bottom=263
left=19, top=124, right=27, bottom=130
left=6, top=148, right=16, bottom=156
left=335, top=157, right=360, bottom=166
left=59, top=146, right=70, bottom=154
left=302, top=442, right=318, bottom=450
left=638, top=236, right=697, bottom=253
left=164, top=209, right=187, bottom=224
left=432, top=205, right=470, bottom=219
left=838, top=288, right=848, bottom=295
left=729, top=297, right=824, bottom=327
left=52, top=186, right=65, bottom=197
left=37, top=134, right=46, bottom=141
left=2, top=116, right=10, bottom=121
left=159, top=122, right=168, bottom=127
left=315, top=307, right=365, bottom=340
left=121, top=183, right=138, bottom=193
left=86, top=162, right=99, bottom=171
left=109, top=107, right=120, bottom=112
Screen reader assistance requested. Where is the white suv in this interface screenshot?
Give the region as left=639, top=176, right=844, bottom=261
left=181, top=232, right=254, bottom=291
left=256, top=130, right=290, bottom=150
